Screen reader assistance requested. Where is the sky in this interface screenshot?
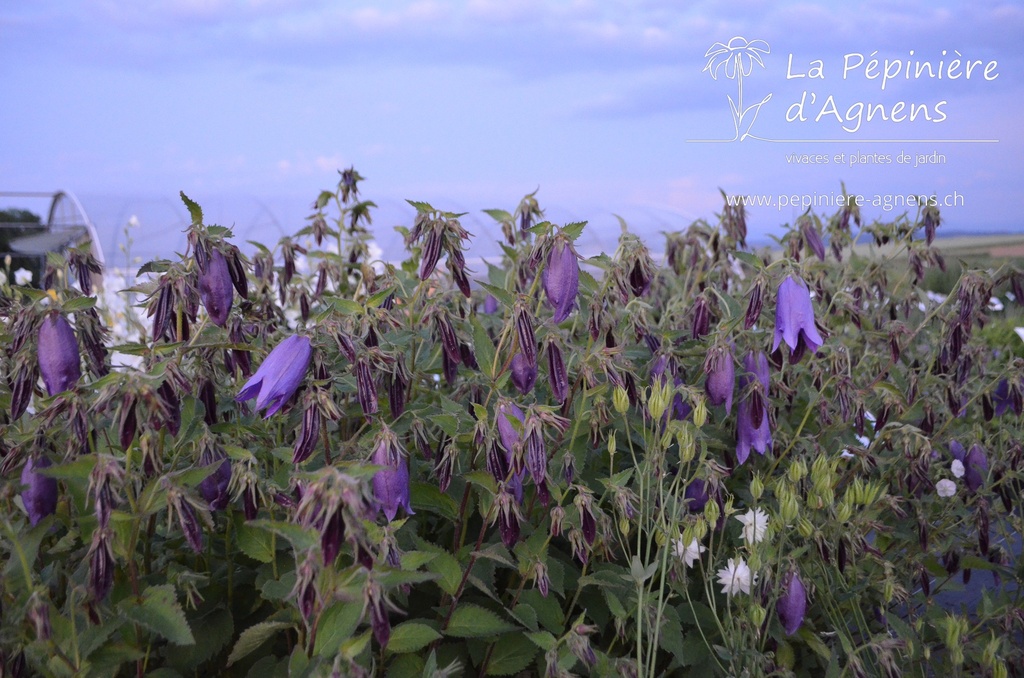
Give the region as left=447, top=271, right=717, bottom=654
left=2, top=0, right=1022, bottom=262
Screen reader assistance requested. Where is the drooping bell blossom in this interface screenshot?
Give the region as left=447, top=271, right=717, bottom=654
left=772, top=275, right=824, bottom=362
left=483, top=294, right=499, bottom=314
left=38, top=313, right=81, bottom=396
left=736, top=352, right=772, bottom=465
left=21, top=457, right=58, bottom=526
left=88, top=529, right=115, bottom=602
left=950, top=441, right=988, bottom=493
left=777, top=569, right=808, bottom=635
left=198, top=249, right=233, bottom=326
left=371, top=431, right=414, bottom=522
left=510, top=353, right=537, bottom=395
left=704, top=345, right=735, bottom=413
left=236, top=334, right=312, bottom=417
left=543, top=237, right=579, bottom=323
left=496, top=400, right=526, bottom=469
left=198, top=447, right=232, bottom=510
left=684, top=479, right=710, bottom=513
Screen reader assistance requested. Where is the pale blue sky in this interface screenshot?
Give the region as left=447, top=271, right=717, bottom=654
left=2, top=0, right=1022, bottom=260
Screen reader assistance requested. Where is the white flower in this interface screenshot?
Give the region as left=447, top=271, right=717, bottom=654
left=951, top=460, right=965, bottom=479
left=717, top=557, right=756, bottom=596
left=14, top=268, right=32, bottom=285
left=735, top=507, right=769, bottom=544
left=672, top=538, right=706, bottom=568
left=0, top=270, right=7, bottom=285
left=936, top=479, right=956, bottom=498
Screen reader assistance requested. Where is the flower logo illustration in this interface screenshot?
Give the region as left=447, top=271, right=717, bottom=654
left=704, top=37, right=773, bottom=141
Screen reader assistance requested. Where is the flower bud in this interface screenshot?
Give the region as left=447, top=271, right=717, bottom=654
left=198, top=446, right=232, bottom=511
left=37, top=313, right=81, bottom=396
left=198, top=249, right=233, bottom=326
left=704, top=345, right=735, bottom=413
left=546, top=342, right=569, bottom=404
left=510, top=353, right=537, bottom=395
left=613, top=386, right=629, bottom=414
left=21, top=457, right=58, bottom=527
left=543, top=237, right=580, bottom=323
left=777, top=569, right=807, bottom=635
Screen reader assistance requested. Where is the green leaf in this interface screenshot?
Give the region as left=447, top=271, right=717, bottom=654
left=479, top=282, right=514, bottom=310
left=561, top=221, right=588, bottom=242
left=425, top=550, right=463, bottom=595
left=518, top=590, right=563, bottom=634
left=235, top=521, right=277, bottom=563
left=118, top=585, right=195, bottom=646
left=387, top=653, right=425, bottom=678
left=525, top=631, right=556, bottom=651
left=180, top=191, right=203, bottom=225
left=406, top=199, right=435, bottom=213
left=471, top=317, right=496, bottom=379
left=366, top=286, right=396, bottom=308
left=62, top=296, right=97, bottom=312
left=731, top=250, right=763, bottom=269
left=386, top=622, right=442, bottom=654
left=483, top=208, right=513, bottom=223
left=251, top=519, right=317, bottom=551
left=410, top=481, right=459, bottom=521
left=38, top=455, right=96, bottom=481
left=486, top=633, right=538, bottom=676
left=227, top=621, right=293, bottom=666
left=315, top=601, right=363, bottom=657
left=510, top=604, right=538, bottom=632
left=445, top=604, right=518, bottom=639
left=167, top=607, right=234, bottom=671
left=331, top=298, right=364, bottom=316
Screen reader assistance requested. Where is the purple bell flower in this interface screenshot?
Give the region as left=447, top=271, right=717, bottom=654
left=510, top=353, right=537, bottom=395
left=543, top=238, right=579, bottom=323
left=772, top=275, right=824, bottom=362
left=951, top=441, right=988, bottom=493
left=38, top=313, right=81, bottom=396
left=198, top=248, right=233, bottom=327
left=736, top=352, right=771, bottom=465
left=21, top=457, right=58, bottom=526
left=704, top=345, right=735, bottom=413
left=777, top=569, right=807, bottom=635
left=372, top=431, right=415, bottom=522
left=236, top=334, right=312, bottom=417
left=483, top=294, right=499, bottom=314
left=684, top=479, right=709, bottom=513
left=198, top=447, right=232, bottom=511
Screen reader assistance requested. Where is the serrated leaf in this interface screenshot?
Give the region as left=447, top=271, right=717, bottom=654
left=510, top=604, right=538, bottom=632
left=63, top=296, right=97, bottom=312
left=525, top=631, right=556, bottom=651
left=180, top=191, right=203, bottom=225
left=425, top=550, right=462, bottom=595
left=561, top=221, right=588, bottom=242
left=410, top=482, right=459, bottom=521
left=400, top=550, right=437, bottom=570
left=486, top=633, right=538, bottom=676
left=137, top=259, right=172, bottom=275
left=386, top=622, right=441, bottom=654
left=227, top=621, right=293, bottom=666
left=314, top=601, right=363, bottom=657
left=445, top=604, right=518, bottom=638
left=119, top=585, right=194, bottom=646
left=235, top=521, right=276, bottom=563
left=366, top=286, right=396, bottom=308
left=37, top=455, right=96, bottom=481
left=331, top=298, right=364, bottom=316
left=167, top=607, right=234, bottom=671
left=406, top=199, right=434, bottom=213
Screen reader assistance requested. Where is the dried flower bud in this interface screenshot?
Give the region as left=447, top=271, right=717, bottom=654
left=88, top=528, right=115, bottom=602
left=419, top=226, right=443, bottom=281
left=691, top=296, right=711, bottom=339
left=38, top=313, right=81, bottom=396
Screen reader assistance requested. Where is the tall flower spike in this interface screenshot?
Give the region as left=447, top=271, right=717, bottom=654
left=198, top=248, right=233, bottom=326
left=21, top=457, right=58, bottom=526
left=772, top=275, right=824, bottom=362
left=777, top=569, right=807, bottom=635
left=736, top=352, right=771, bottom=465
left=236, top=334, right=312, bottom=417
left=543, top=237, right=580, bottom=323
left=38, top=313, right=82, bottom=396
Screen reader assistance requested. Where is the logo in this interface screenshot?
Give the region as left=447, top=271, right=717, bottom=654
left=703, top=37, right=772, bottom=141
